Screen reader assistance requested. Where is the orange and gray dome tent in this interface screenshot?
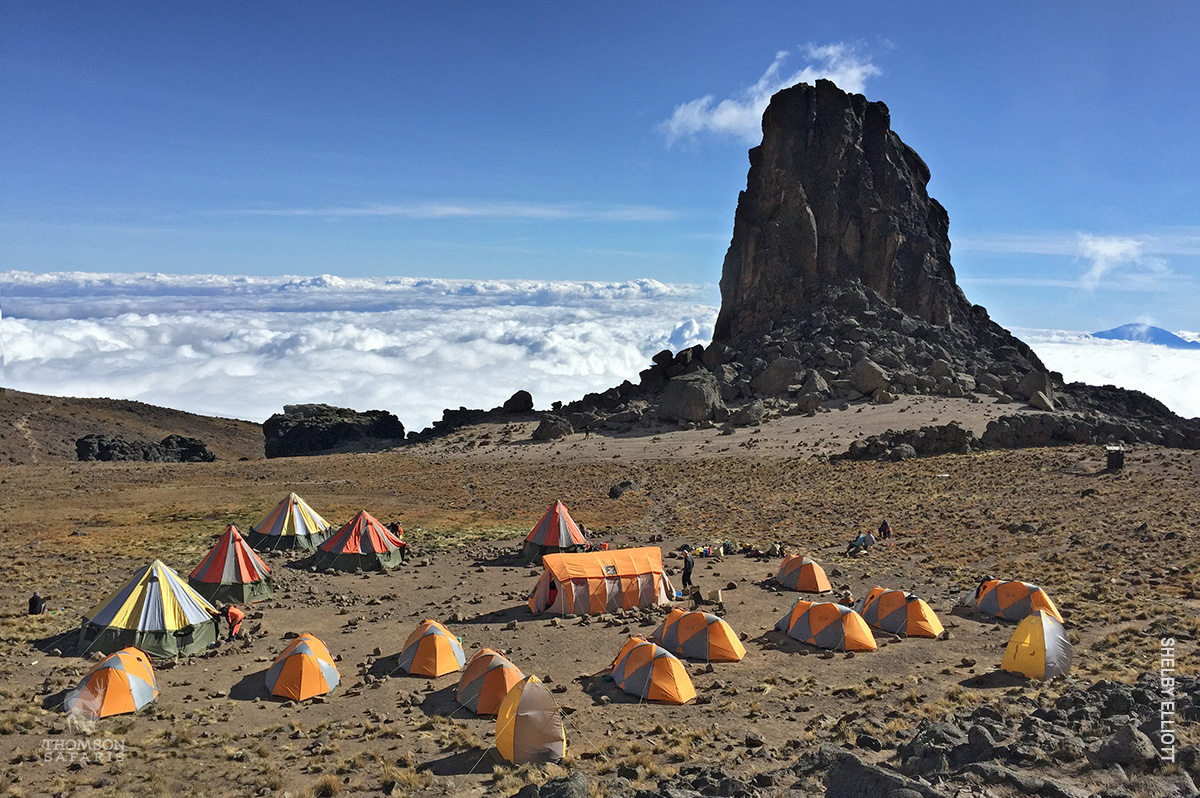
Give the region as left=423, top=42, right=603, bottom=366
left=776, top=555, right=833, bottom=593
left=775, top=600, right=878, bottom=652
left=79, top=560, right=220, bottom=659
left=610, top=637, right=696, bottom=704
left=310, top=510, right=404, bottom=572
left=495, top=675, right=565, bottom=765
left=188, top=525, right=274, bottom=604
left=457, top=649, right=525, bottom=715
left=528, top=547, right=675, bottom=616
left=396, top=619, right=466, bottom=677
left=247, top=492, right=332, bottom=552
left=264, top=633, right=340, bottom=701
left=1002, top=610, right=1073, bottom=680
left=975, top=579, right=1063, bottom=623
left=63, top=647, right=158, bottom=719
left=855, top=586, right=944, bottom=638
left=522, top=501, right=588, bottom=563
left=653, top=608, right=746, bottom=662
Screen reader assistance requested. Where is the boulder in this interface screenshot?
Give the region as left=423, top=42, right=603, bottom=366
left=532, top=415, right=574, bottom=441
left=502, top=390, right=534, bottom=413
left=826, top=749, right=950, bottom=798
left=1018, top=371, right=1055, bottom=401
left=727, top=400, right=766, bottom=427
left=1029, top=391, right=1056, bottom=412
left=849, top=359, right=891, bottom=396
left=750, top=357, right=806, bottom=396
left=1095, top=724, right=1158, bottom=770
left=800, top=369, right=831, bottom=397
left=658, top=371, right=724, bottom=423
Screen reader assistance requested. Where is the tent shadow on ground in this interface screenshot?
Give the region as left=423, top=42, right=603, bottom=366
left=420, top=748, right=500, bottom=777
left=948, top=605, right=1019, bottom=627
left=471, top=552, right=522, bottom=568
left=958, top=671, right=1028, bottom=690
left=31, top=628, right=82, bottom=657
left=577, top=672, right=644, bottom=706
left=454, top=605, right=543, bottom=625
left=757, top=629, right=829, bottom=657
left=418, top=685, right=463, bottom=718
left=41, top=688, right=71, bottom=712
left=230, top=667, right=273, bottom=702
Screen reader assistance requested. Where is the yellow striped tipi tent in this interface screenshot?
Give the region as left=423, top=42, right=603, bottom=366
left=79, top=560, right=220, bottom=659
left=247, top=492, right=331, bottom=551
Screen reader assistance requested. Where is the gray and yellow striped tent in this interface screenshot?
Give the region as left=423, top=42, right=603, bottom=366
left=247, top=492, right=331, bottom=552
left=79, top=560, right=220, bottom=659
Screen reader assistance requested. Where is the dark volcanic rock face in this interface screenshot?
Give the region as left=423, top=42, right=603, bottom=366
left=714, top=79, right=1019, bottom=357
left=76, top=433, right=216, bottom=463
left=262, top=404, right=405, bottom=458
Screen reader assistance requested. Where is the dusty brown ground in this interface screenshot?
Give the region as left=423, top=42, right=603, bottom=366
left=0, top=404, right=1197, bottom=798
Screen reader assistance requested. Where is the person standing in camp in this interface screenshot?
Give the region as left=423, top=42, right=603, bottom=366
left=218, top=602, right=245, bottom=641
left=682, top=549, right=695, bottom=590
left=28, top=591, right=46, bottom=615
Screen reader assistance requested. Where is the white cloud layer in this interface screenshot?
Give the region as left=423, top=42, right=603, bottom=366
left=660, top=44, right=881, bottom=145
left=3, top=272, right=1196, bottom=434
left=0, top=272, right=717, bottom=430
left=1018, top=328, right=1200, bottom=420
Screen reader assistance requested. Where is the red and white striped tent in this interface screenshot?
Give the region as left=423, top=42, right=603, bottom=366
left=188, top=525, right=274, bottom=604
left=522, top=501, right=588, bottom=563
left=310, top=510, right=405, bottom=572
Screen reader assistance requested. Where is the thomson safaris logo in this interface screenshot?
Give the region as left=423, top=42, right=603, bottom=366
left=40, top=711, right=127, bottom=765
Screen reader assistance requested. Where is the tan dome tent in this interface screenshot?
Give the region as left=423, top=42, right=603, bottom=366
left=495, top=675, right=566, bottom=765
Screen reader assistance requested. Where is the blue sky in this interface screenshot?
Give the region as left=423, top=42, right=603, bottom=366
left=4, top=2, right=1198, bottom=332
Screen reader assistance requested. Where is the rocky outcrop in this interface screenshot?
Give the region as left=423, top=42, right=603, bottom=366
left=714, top=80, right=1024, bottom=352
left=521, top=673, right=1197, bottom=798
left=262, top=404, right=405, bottom=458
left=76, top=433, right=216, bottom=463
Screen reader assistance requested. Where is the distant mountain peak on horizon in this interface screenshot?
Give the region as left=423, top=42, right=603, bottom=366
left=1091, top=323, right=1200, bottom=349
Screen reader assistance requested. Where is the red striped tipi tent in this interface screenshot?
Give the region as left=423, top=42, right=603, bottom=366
left=522, top=501, right=588, bottom=563
left=189, top=525, right=274, bottom=604
left=310, top=510, right=406, bottom=572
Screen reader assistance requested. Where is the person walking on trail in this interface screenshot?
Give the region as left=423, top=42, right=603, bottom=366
left=682, top=549, right=695, bottom=589
left=218, top=603, right=245, bottom=641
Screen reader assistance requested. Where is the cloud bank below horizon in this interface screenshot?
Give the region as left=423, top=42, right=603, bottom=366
left=2, top=272, right=1197, bottom=433
left=1, top=272, right=718, bottom=430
